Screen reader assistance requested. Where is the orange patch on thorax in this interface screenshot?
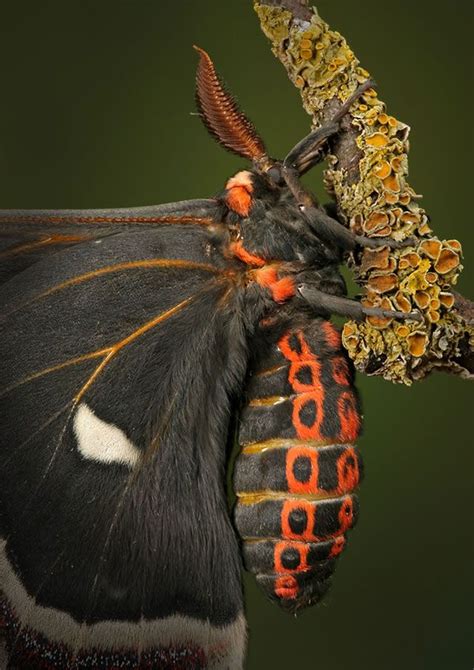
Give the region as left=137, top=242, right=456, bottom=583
left=225, top=170, right=253, bottom=217
left=229, top=240, right=265, bottom=267
left=254, top=266, right=296, bottom=303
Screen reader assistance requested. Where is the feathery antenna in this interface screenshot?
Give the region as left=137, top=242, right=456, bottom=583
left=194, top=46, right=267, bottom=162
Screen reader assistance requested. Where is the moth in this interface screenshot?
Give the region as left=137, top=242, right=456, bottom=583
left=0, top=47, right=420, bottom=669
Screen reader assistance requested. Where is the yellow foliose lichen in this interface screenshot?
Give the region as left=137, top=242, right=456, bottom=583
left=255, top=1, right=466, bottom=383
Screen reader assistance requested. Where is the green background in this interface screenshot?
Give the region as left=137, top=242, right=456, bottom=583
left=0, top=1, right=472, bottom=669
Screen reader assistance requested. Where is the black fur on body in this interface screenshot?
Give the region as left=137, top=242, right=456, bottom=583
left=0, top=47, right=421, bottom=668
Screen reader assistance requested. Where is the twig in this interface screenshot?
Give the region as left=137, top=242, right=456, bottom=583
left=254, top=0, right=473, bottom=384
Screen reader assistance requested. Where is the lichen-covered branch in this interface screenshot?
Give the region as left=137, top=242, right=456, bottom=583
left=255, top=0, right=473, bottom=384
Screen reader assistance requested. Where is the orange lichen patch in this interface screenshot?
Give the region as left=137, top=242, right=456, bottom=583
left=386, top=257, right=397, bottom=272
left=366, top=132, right=389, bottom=148
left=400, top=212, right=419, bottom=226
left=396, top=325, right=410, bottom=338
left=419, top=239, right=442, bottom=260
left=384, top=192, right=399, bottom=205
left=373, top=228, right=394, bottom=241
left=418, top=220, right=432, bottom=235
left=398, top=258, right=410, bottom=270
left=301, top=48, right=313, bottom=60
left=413, top=290, right=430, bottom=310
left=400, top=251, right=421, bottom=268
left=398, top=193, right=412, bottom=206
left=377, top=113, right=389, bottom=125
left=391, top=156, right=405, bottom=172
left=427, top=310, right=440, bottom=323
left=362, top=211, right=390, bottom=234
left=430, top=298, right=440, bottom=310
left=373, top=160, right=391, bottom=179
left=446, top=239, right=462, bottom=252
left=394, top=291, right=412, bottom=312
left=379, top=296, right=391, bottom=309
left=426, top=272, right=437, bottom=283
left=407, top=332, right=428, bottom=357
left=382, top=174, right=400, bottom=193
left=300, top=38, right=313, bottom=49
left=360, top=246, right=390, bottom=273
left=342, top=322, right=357, bottom=338
left=439, top=292, right=455, bottom=309
left=367, top=297, right=394, bottom=329
left=342, top=322, right=359, bottom=347
left=387, top=116, right=398, bottom=128
left=434, top=249, right=460, bottom=274
left=360, top=294, right=376, bottom=309
left=368, top=273, right=398, bottom=293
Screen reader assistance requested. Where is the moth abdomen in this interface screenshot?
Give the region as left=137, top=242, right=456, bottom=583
left=234, top=319, right=363, bottom=611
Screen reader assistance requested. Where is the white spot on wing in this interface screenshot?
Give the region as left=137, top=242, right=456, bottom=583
left=73, top=403, right=140, bottom=468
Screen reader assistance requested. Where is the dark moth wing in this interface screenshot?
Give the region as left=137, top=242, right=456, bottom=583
left=0, top=209, right=248, bottom=668
left=0, top=199, right=220, bottom=284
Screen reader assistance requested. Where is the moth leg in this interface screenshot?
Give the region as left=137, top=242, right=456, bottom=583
left=298, top=285, right=422, bottom=322
left=283, top=121, right=339, bottom=176
left=309, top=206, right=415, bottom=251
left=284, top=79, right=375, bottom=174
left=283, top=167, right=414, bottom=251
left=353, top=233, right=417, bottom=250
left=323, top=202, right=417, bottom=250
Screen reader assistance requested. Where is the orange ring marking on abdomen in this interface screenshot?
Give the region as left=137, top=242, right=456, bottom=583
left=286, top=446, right=319, bottom=494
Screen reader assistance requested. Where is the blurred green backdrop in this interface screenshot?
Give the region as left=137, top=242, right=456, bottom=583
left=0, top=2, right=471, bottom=669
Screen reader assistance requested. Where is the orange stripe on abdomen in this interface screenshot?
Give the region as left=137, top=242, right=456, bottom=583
left=234, top=321, right=363, bottom=611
